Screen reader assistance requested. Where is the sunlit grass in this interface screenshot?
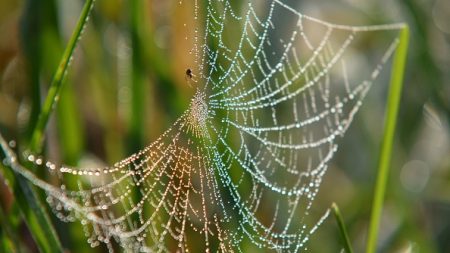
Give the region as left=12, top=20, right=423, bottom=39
left=0, top=1, right=95, bottom=252
left=366, top=25, right=410, bottom=253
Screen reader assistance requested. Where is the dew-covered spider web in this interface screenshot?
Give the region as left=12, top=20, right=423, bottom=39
left=0, top=0, right=405, bottom=252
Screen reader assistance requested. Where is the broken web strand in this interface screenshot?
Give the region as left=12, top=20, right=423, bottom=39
left=0, top=0, right=408, bottom=252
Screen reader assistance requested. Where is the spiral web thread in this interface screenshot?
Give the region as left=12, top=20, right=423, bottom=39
left=0, top=0, right=405, bottom=252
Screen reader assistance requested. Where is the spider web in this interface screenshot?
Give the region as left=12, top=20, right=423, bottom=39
left=0, top=0, right=405, bottom=252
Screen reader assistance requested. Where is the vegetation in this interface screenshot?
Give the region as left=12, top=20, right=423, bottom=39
left=0, top=0, right=449, bottom=252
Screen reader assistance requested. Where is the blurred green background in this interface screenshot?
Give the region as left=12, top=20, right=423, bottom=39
left=0, top=0, right=449, bottom=252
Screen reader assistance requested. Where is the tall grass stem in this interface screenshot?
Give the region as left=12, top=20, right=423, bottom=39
left=1, top=0, right=96, bottom=252
left=29, top=0, right=95, bottom=153
left=365, top=25, right=409, bottom=253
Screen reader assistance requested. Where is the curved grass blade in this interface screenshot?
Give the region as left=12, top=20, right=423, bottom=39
left=0, top=0, right=96, bottom=252
left=366, top=25, right=410, bottom=253
left=332, top=203, right=354, bottom=253
left=29, top=0, right=95, bottom=153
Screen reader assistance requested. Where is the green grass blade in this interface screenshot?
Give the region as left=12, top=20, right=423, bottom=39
left=0, top=198, right=20, bottom=253
left=0, top=140, right=63, bottom=253
left=29, top=0, right=95, bottom=153
left=56, top=81, right=84, bottom=165
left=366, top=26, right=410, bottom=253
left=14, top=173, right=63, bottom=252
left=0, top=1, right=96, bottom=252
left=129, top=0, right=147, bottom=151
left=332, top=203, right=354, bottom=253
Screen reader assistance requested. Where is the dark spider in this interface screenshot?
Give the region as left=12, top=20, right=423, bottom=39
left=185, top=68, right=193, bottom=79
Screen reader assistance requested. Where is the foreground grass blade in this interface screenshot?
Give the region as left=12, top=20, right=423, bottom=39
left=0, top=196, right=20, bottom=253
left=366, top=26, right=410, bottom=253
left=0, top=143, right=63, bottom=252
left=29, top=0, right=95, bottom=153
left=0, top=0, right=95, bottom=252
left=332, top=203, right=354, bottom=253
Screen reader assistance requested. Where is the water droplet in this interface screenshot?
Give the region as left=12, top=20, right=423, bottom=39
left=8, top=140, right=16, bottom=148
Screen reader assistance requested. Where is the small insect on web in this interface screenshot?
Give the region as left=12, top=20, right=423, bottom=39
left=186, top=68, right=193, bottom=80
left=185, top=68, right=198, bottom=87
left=0, top=0, right=406, bottom=252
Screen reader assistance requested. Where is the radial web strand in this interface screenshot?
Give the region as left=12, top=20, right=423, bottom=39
left=0, top=0, right=405, bottom=252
